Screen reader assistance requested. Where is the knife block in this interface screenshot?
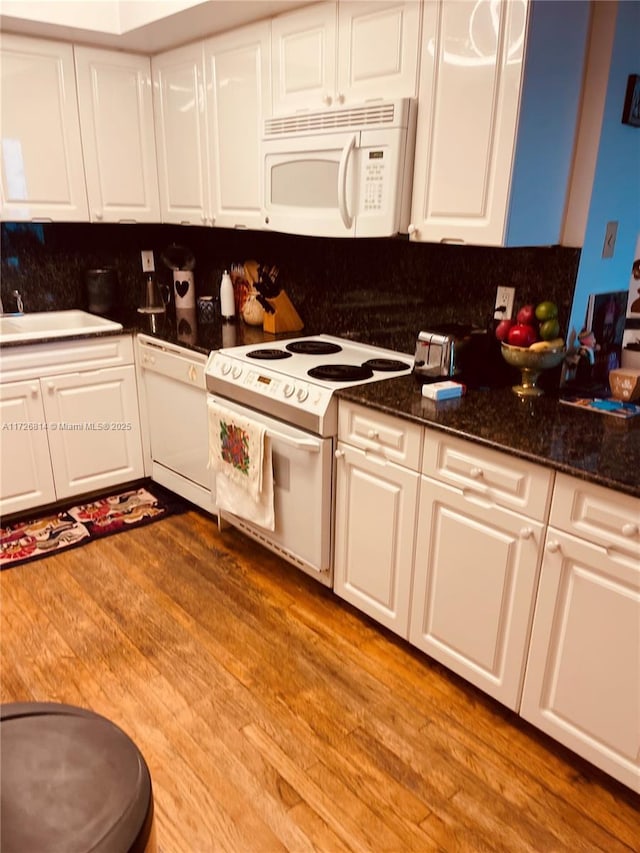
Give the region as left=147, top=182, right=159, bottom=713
left=263, top=291, right=304, bottom=334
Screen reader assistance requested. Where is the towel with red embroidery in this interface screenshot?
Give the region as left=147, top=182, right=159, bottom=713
left=208, top=399, right=275, bottom=530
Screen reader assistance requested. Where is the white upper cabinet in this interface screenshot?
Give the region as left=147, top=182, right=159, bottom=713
left=152, top=42, right=212, bottom=226
left=205, top=21, right=271, bottom=230
left=0, top=34, right=88, bottom=222
left=271, top=2, right=337, bottom=114
left=336, top=0, right=421, bottom=104
left=410, top=0, right=590, bottom=246
left=271, top=1, right=420, bottom=115
left=74, top=46, right=160, bottom=223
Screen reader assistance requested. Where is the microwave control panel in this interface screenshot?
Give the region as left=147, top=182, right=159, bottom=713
left=363, top=150, right=385, bottom=212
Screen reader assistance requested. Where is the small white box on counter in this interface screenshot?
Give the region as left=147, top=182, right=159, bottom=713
left=422, top=380, right=466, bottom=401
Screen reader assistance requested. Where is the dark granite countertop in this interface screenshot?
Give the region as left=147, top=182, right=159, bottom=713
left=0, top=309, right=302, bottom=354
left=338, top=375, right=640, bottom=499
left=3, top=311, right=638, bottom=498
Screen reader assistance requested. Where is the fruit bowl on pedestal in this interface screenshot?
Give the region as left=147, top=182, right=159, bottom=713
left=501, top=342, right=566, bottom=397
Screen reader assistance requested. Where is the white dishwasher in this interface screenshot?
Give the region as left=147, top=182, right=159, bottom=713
left=136, top=334, right=214, bottom=513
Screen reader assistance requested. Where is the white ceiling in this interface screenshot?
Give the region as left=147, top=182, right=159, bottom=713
left=0, top=0, right=317, bottom=54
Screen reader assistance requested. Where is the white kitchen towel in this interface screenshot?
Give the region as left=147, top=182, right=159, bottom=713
left=207, top=398, right=275, bottom=530
left=214, top=443, right=275, bottom=531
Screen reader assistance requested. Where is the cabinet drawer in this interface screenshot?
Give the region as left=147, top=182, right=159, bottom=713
left=422, top=431, right=554, bottom=521
left=338, top=401, right=422, bottom=469
left=0, top=335, right=134, bottom=382
left=550, top=473, right=640, bottom=558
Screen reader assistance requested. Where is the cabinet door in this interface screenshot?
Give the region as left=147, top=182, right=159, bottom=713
left=205, top=21, right=270, bottom=230
left=271, top=1, right=337, bottom=115
left=74, top=46, right=160, bottom=223
left=0, top=379, right=56, bottom=515
left=334, top=442, right=419, bottom=638
left=410, top=0, right=527, bottom=246
left=152, top=42, right=212, bottom=226
left=0, top=35, right=88, bottom=222
left=521, top=529, right=640, bottom=792
left=336, top=1, right=421, bottom=103
left=410, top=0, right=590, bottom=246
left=42, top=366, right=143, bottom=500
left=410, top=476, right=543, bottom=710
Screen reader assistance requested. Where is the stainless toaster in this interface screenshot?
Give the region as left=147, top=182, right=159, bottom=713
left=413, top=327, right=470, bottom=378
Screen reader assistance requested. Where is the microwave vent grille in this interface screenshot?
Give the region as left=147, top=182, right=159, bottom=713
left=264, top=102, right=398, bottom=137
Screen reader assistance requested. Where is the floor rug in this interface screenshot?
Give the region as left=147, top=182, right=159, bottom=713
left=1, top=485, right=186, bottom=570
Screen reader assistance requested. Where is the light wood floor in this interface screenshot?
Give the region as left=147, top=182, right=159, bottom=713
left=1, top=507, right=638, bottom=852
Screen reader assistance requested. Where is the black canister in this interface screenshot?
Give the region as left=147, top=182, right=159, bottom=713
left=86, top=268, right=117, bottom=315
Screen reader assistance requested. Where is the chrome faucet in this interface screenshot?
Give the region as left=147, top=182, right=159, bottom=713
left=13, top=290, right=24, bottom=313
left=1, top=290, right=24, bottom=316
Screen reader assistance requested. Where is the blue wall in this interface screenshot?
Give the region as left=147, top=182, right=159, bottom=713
left=568, top=0, right=640, bottom=338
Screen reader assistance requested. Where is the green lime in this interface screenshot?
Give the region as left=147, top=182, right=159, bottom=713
left=535, top=301, right=558, bottom=321
left=540, top=318, right=560, bottom=340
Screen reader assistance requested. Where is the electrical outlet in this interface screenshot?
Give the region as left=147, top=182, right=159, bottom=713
left=141, top=250, right=155, bottom=273
left=494, top=286, right=516, bottom=321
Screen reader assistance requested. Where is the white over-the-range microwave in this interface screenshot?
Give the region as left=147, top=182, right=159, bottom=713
left=261, top=98, right=417, bottom=238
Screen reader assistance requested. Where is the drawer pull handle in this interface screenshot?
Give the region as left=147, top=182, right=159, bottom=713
left=30, top=384, right=39, bottom=397
left=546, top=540, right=560, bottom=553
left=334, top=449, right=345, bottom=459
left=520, top=527, right=534, bottom=540
left=621, top=523, right=638, bottom=537
left=470, top=466, right=483, bottom=479
left=46, top=382, right=55, bottom=393
left=367, top=429, right=379, bottom=440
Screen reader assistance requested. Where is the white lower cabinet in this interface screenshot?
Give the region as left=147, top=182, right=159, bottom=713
left=334, top=401, right=422, bottom=637
left=0, top=335, right=143, bottom=516
left=409, top=475, right=544, bottom=710
left=0, top=379, right=57, bottom=515
left=334, top=443, right=419, bottom=637
left=335, top=406, right=638, bottom=789
left=40, top=365, right=143, bottom=501
left=520, top=475, right=640, bottom=792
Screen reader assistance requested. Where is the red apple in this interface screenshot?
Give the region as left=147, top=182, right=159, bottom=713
left=507, top=323, right=538, bottom=347
left=516, top=304, right=536, bottom=326
left=495, top=319, right=514, bottom=342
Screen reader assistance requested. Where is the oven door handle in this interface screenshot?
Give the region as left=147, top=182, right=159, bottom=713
left=265, top=427, right=321, bottom=453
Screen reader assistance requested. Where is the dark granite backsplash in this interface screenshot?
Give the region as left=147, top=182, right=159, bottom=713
left=1, top=222, right=580, bottom=353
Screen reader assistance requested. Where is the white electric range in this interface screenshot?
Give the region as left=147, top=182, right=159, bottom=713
left=204, top=334, right=413, bottom=585
left=205, top=334, right=413, bottom=436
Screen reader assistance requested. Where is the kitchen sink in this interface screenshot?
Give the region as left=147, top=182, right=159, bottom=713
left=0, top=310, right=123, bottom=343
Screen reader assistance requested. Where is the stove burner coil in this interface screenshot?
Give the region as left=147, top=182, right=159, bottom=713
left=362, top=358, right=409, bottom=372
left=246, top=349, right=293, bottom=360
left=286, top=340, right=342, bottom=356
left=308, top=364, right=374, bottom=382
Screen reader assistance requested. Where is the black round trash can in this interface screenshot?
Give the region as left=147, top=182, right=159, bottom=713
left=0, top=703, right=156, bottom=853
